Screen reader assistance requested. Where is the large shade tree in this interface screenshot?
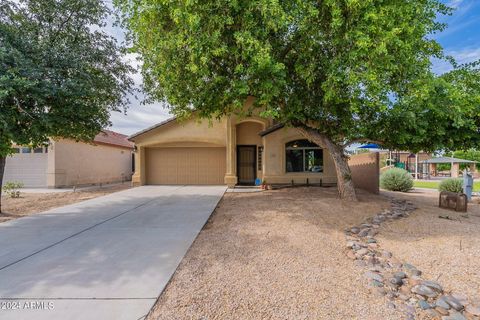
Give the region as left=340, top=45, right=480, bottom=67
left=116, top=0, right=480, bottom=200
left=0, top=0, right=134, bottom=212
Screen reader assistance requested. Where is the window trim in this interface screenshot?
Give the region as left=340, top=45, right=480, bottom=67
left=285, top=140, right=323, bottom=173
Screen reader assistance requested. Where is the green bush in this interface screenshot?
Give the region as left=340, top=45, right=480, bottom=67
left=2, top=181, right=24, bottom=198
left=438, top=178, right=463, bottom=193
left=380, top=168, right=413, bottom=192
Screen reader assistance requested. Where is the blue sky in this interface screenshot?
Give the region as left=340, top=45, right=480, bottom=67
left=432, top=0, right=480, bottom=73
left=109, top=0, right=480, bottom=135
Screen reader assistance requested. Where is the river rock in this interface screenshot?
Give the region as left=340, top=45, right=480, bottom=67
left=411, top=285, right=439, bottom=298
left=421, top=280, right=443, bottom=292
left=371, top=279, right=384, bottom=287
left=350, top=227, right=360, bottom=234
left=358, top=228, right=370, bottom=237
left=418, top=300, right=432, bottom=310
left=452, top=293, right=469, bottom=306
left=389, top=277, right=403, bottom=286
left=365, top=271, right=384, bottom=282
left=356, top=248, right=369, bottom=257
left=436, top=297, right=452, bottom=310
left=436, top=307, right=450, bottom=315
left=443, top=295, right=465, bottom=311
left=394, top=271, right=407, bottom=279
left=346, top=251, right=356, bottom=260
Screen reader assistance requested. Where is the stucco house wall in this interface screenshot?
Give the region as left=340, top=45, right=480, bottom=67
left=3, top=130, right=133, bottom=188
left=47, top=139, right=133, bottom=187
left=262, top=126, right=337, bottom=185
left=130, top=114, right=340, bottom=188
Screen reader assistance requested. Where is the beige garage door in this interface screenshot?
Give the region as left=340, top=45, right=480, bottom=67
left=146, top=147, right=226, bottom=185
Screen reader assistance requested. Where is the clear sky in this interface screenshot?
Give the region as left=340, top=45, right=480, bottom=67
left=108, top=0, right=480, bottom=135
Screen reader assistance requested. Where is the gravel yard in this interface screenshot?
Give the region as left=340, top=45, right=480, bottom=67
left=0, top=183, right=131, bottom=223
left=147, top=187, right=403, bottom=320
left=378, top=189, right=480, bottom=303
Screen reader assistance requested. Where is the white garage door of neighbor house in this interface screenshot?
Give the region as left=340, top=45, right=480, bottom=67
left=3, top=153, right=48, bottom=187
left=146, top=147, right=226, bottom=185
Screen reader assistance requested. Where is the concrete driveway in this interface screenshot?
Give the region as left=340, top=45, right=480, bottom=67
left=0, top=185, right=226, bottom=320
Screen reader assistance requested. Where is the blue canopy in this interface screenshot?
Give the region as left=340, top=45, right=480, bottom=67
left=359, top=143, right=381, bottom=149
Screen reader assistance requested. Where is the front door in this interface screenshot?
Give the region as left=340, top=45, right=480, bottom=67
left=237, top=145, right=256, bottom=185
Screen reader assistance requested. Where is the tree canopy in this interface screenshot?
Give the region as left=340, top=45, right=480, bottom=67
left=116, top=0, right=480, bottom=199
left=0, top=0, right=134, bottom=211
left=0, top=0, right=134, bottom=157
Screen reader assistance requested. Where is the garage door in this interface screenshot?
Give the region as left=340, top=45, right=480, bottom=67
left=146, top=147, right=226, bottom=185
left=3, top=153, right=48, bottom=187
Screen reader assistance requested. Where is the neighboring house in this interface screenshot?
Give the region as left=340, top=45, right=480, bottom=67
left=129, top=110, right=339, bottom=187
left=3, top=130, right=134, bottom=188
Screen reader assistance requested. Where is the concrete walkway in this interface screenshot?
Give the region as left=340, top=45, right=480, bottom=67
left=0, top=185, right=226, bottom=320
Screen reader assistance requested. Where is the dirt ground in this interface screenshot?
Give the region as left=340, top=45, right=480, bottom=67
left=0, top=183, right=131, bottom=223
left=378, top=189, right=480, bottom=303
left=148, top=187, right=404, bottom=320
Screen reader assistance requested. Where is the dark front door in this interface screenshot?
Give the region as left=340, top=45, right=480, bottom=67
left=237, top=145, right=256, bottom=185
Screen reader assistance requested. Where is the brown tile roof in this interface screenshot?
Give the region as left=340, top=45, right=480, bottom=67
left=94, top=130, right=134, bottom=149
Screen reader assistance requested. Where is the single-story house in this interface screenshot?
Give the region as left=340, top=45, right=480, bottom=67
left=129, top=110, right=339, bottom=187
left=3, top=130, right=134, bottom=188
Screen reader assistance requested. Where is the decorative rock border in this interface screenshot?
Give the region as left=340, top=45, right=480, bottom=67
left=344, top=198, right=480, bottom=320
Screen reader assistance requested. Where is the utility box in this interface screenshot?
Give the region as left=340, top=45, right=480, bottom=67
left=463, top=173, right=473, bottom=201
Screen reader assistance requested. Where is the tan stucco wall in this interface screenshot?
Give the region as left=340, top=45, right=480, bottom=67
left=348, top=152, right=380, bottom=194
left=262, top=126, right=337, bottom=185
left=131, top=112, right=338, bottom=187
left=131, top=117, right=227, bottom=185
left=47, top=139, right=133, bottom=187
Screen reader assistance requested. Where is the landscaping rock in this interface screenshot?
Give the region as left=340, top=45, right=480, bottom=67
left=371, top=279, right=384, bottom=287
left=355, top=248, right=369, bottom=257
left=367, top=238, right=377, bottom=244
left=418, top=300, right=432, bottom=310
left=421, top=280, right=443, bottom=293
left=350, top=227, right=360, bottom=234
left=452, top=293, right=469, bottom=306
left=358, top=228, right=370, bottom=237
left=411, top=285, right=439, bottom=298
left=444, top=296, right=465, bottom=311
left=436, top=307, right=450, bottom=315
left=394, top=271, right=407, bottom=279
left=436, top=297, right=452, bottom=310
left=346, top=251, right=356, bottom=260
left=407, top=268, right=422, bottom=277
left=389, top=277, right=404, bottom=286
left=365, top=271, right=384, bottom=282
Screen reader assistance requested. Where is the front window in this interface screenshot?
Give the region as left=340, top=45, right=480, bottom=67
left=286, top=140, right=323, bottom=173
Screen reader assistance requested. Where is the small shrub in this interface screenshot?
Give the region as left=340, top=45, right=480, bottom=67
left=2, top=181, right=24, bottom=198
left=380, top=168, right=413, bottom=192
left=438, top=178, right=463, bottom=193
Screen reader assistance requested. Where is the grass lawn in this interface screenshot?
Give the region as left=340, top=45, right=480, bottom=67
left=413, top=180, right=480, bottom=191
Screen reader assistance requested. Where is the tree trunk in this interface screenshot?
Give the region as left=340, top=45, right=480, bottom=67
left=297, top=127, right=357, bottom=201
left=0, top=156, right=5, bottom=213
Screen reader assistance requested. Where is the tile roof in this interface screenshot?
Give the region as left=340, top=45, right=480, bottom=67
left=94, top=129, right=134, bottom=149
